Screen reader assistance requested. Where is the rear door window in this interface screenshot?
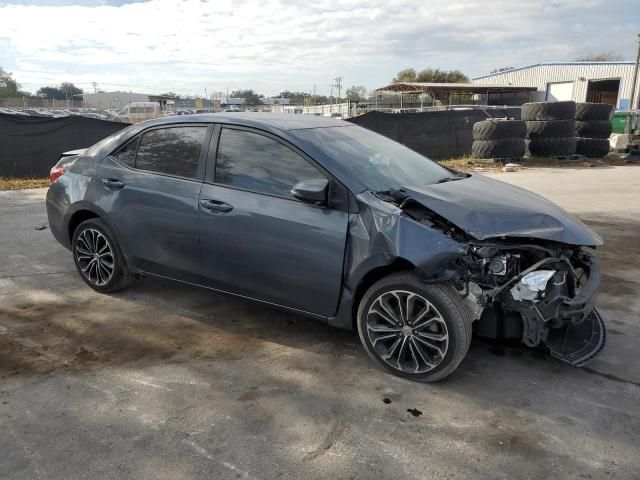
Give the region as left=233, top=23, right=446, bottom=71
left=122, top=126, right=207, bottom=179
left=214, top=128, right=325, bottom=198
left=112, top=137, right=138, bottom=168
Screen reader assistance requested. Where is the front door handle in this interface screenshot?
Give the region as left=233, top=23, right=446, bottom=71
left=102, top=178, right=125, bottom=189
left=200, top=198, right=233, bottom=213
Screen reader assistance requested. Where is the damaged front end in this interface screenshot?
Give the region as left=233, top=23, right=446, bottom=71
left=457, top=242, right=605, bottom=365
left=372, top=182, right=606, bottom=366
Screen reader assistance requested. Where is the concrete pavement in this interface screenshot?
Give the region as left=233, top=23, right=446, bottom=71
left=1, top=166, right=639, bottom=479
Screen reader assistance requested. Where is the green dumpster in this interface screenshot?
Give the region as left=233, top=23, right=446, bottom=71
left=612, top=112, right=628, bottom=134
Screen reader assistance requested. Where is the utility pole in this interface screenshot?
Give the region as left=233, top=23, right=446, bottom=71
left=626, top=33, right=640, bottom=134
left=334, top=76, right=343, bottom=103
left=92, top=81, right=98, bottom=93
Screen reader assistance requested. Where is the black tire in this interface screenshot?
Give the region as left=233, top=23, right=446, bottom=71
left=472, top=139, right=525, bottom=159
left=575, top=120, right=612, bottom=139
left=72, top=218, right=134, bottom=293
left=576, top=137, right=610, bottom=158
left=525, top=119, right=575, bottom=139
left=574, top=103, right=613, bottom=121
left=357, top=273, right=472, bottom=382
left=521, top=101, right=576, bottom=121
left=526, top=137, right=577, bottom=157
left=472, top=120, right=526, bottom=141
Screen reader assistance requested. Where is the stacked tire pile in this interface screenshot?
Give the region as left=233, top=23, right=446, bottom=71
left=471, top=119, right=526, bottom=159
left=575, top=103, right=613, bottom=157
left=522, top=101, right=577, bottom=157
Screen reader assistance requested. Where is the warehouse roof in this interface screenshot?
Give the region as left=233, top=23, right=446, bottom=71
left=375, top=82, right=537, bottom=94
left=472, top=61, right=636, bottom=80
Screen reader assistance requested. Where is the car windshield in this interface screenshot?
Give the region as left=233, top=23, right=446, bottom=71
left=292, top=125, right=455, bottom=192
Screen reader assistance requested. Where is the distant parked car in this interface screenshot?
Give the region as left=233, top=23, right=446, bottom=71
left=46, top=113, right=606, bottom=382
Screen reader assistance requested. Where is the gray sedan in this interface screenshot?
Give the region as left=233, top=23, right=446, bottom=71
left=46, top=113, right=605, bottom=381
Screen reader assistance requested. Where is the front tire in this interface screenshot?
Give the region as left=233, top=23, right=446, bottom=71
left=72, top=218, right=134, bottom=293
left=357, top=273, right=472, bottom=382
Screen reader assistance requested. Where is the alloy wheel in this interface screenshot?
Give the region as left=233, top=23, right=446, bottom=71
left=366, top=290, right=449, bottom=373
left=74, top=228, right=114, bottom=286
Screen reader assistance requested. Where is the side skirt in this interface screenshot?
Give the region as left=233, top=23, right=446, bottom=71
left=137, top=269, right=328, bottom=323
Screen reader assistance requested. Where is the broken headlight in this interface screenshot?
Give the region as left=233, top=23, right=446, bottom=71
left=510, top=270, right=556, bottom=301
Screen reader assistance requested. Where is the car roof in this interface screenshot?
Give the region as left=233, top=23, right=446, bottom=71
left=137, top=112, right=352, bottom=132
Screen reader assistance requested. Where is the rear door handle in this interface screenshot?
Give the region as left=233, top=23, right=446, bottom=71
left=102, top=178, right=125, bottom=189
left=200, top=198, right=233, bottom=213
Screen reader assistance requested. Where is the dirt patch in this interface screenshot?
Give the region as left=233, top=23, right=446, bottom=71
left=0, top=278, right=357, bottom=380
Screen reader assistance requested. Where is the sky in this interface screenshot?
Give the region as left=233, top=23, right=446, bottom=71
left=0, top=0, right=639, bottom=97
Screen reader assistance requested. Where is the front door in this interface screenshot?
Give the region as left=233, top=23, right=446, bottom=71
left=97, top=124, right=210, bottom=282
left=198, top=126, right=349, bottom=316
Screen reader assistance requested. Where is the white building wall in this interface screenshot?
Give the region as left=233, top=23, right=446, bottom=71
left=473, top=63, right=639, bottom=109
left=82, top=92, right=150, bottom=110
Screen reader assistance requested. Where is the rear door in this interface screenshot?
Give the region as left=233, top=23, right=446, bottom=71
left=198, top=125, right=349, bottom=316
left=97, top=124, right=211, bottom=282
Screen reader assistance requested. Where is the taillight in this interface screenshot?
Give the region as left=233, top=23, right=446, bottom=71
left=50, top=164, right=65, bottom=183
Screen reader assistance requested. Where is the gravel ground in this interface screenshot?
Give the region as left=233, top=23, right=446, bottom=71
left=1, top=166, right=639, bottom=479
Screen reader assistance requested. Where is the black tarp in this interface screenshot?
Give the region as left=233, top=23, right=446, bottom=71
left=0, top=113, right=128, bottom=178
left=347, top=108, right=521, bottom=160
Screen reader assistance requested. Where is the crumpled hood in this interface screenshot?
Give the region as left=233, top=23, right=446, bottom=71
left=401, top=174, right=602, bottom=246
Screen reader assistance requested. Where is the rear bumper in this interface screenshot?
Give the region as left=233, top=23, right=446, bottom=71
left=46, top=187, right=71, bottom=250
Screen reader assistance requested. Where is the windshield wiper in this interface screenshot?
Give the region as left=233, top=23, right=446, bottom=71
left=436, top=175, right=467, bottom=184
left=374, top=188, right=408, bottom=203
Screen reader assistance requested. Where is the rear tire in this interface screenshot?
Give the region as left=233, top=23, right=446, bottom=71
left=357, top=273, right=472, bottom=382
left=72, top=218, right=134, bottom=293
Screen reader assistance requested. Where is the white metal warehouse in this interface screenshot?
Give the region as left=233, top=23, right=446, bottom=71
left=472, top=62, right=640, bottom=110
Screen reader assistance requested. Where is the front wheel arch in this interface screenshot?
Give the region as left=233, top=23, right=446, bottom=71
left=350, top=258, right=416, bottom=330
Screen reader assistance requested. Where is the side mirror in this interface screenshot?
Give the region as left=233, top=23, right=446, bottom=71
left=291, top=179, right=329, bottom=205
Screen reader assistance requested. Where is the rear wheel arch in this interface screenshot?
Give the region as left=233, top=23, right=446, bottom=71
left=67, top=209, right=100, bottom=243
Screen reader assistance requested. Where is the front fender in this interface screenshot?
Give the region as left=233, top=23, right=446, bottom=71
left=328, top=194, right=467, bottom=329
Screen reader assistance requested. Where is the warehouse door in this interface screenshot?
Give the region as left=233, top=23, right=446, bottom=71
left=546, top=81, right=574, bottom=102
left=586, top=79, right=620, bottom=107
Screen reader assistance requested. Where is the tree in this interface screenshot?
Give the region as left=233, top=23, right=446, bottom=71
left=490, top=66, right=515, bottom=74
left=0, top=67, right=20, bottom=98
left=345, top=85, right=367, bottom=101
left=575, top=52, right=623, bottom=62
left=279, top=90, right=309, bottom=105
left=416, top=68, right=469, bottom=83
left=37, top=82, right=83, bottom=100
left=392, top=67, right=468, bottom=84
left=392, top=68, right=417, bottom=83
left=230, top=89, right=262, bottom=105
left=37, top=86, right=66, bottom=100
left=60, top=82, right=83, bottom=99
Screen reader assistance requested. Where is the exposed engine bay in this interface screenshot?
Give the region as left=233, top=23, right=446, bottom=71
left=377, top=186, right=606, bottom=366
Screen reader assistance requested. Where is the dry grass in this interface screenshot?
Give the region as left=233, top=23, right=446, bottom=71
left=439, top=154, right=633, bottom=173
left=0, top=177, right=50, bottom=190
